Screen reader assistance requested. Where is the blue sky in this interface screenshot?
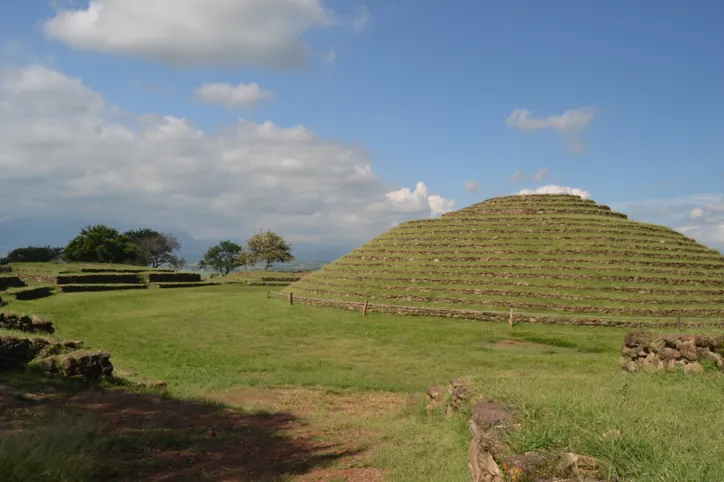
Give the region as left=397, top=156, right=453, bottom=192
left=0, top=0, right=722, bottom=250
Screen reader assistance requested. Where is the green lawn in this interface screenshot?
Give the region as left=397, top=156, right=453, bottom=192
left=3, top=285, right=724, bottom=481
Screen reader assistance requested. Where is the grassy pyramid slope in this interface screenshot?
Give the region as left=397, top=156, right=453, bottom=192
left=285, top=194, right=724, bottom=325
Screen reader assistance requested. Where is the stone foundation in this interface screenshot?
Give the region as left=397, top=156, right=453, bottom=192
left=620, top=332, right=724, bottom=373
left=0, top=312, right=54, bottom=333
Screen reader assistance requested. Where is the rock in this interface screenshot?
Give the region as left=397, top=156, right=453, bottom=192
left=30, top=315, right=54, bottom=334
left=695, top=335, right=711, bottom=348
left=555, top=452, right=601, bottom=479
left=697, top=348, right=722, bottom=366
left=150, top=380, right=167, bottom=388
left=662, top=334, right=680, bottom=348
left=663, top=359, right=677, bottom=372
left=649, top=338, right=666, bottom=352
left=679, top=341, right=698, bottom=361
left=426, top=386, right=442, bottom=401
left=471, top=401, right=514, bottom=431
left=469, top=447, right=503, bottom=482
left=683, top=362, right=704, bottom=374
left=445, top=404, right=453, bottom=417
left=623, top=361, right=638, bottom=372
left=501, top=452, right=554, bottom=481
left=659, top=347, right=680, bottom=361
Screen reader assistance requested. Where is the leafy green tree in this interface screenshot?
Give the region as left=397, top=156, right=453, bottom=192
left=125, top=229, right=181, bottom=268
left=246, top=230, right=294, bottom=271
left=198, top=241, right=243, bottom=276
left=3, top=246, right=63, bottom=263
left=64, top=225, right=137, bottom=264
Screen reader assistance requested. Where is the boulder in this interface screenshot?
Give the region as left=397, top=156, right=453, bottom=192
left=683, top=362, right=704, bottom=374
left=501, top=452, right=554, bottom=481
left=471, top=401, right=514, bottom=432
left=679, top=341, right=698, bottom=361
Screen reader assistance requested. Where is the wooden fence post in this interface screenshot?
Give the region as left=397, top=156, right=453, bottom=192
left=290, top=292, right=294, bottom=306
left=509, top=308, right=514, bottom=327
left=363, top=300, right=368, bottom=316
left=267, top=290, right=270, bottom=299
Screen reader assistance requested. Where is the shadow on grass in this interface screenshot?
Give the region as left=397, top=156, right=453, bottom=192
left=0, top=368, right=362, bottom=482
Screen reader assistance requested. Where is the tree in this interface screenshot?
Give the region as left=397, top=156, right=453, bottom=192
left=234, top=248, right=255, bottom=271
left=2, top=246, right=63, bottom=263
left=168, top=255, right=187, bottom=270
left=198, top=241, right=243, bottom=276
left=64, top=225, right=138, bottom=264
left=125, top=229, right=181, bottom=268
left=246, top=230, right=294, bottom=271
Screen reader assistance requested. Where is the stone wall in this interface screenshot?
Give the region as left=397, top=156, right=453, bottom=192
left=11, top=286, right=54, bottom=301
left=620, top=332, right=724, bottom=373
left=0, top=334, right=112, bottom=380
left=56, top=273, right=143, bottom=285
left=0, top=266, right=12, bottom=273
left=0, top=312, right=54, bottom=333
left=276, top=292, right=724, bottom=329
left=0, top=275, right=26, bottom=290
left=147, top=272, right=201, bottom=283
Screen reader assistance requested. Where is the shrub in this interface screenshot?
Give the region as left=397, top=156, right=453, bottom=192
left=2, top=246, right=63, bottom=263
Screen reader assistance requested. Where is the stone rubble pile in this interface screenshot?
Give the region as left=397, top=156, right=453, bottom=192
left=620, top=332, right=724, bottom=373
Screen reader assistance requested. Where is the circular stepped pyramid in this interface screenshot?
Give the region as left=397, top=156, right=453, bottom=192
left=284, top=194, right=724, bottom=326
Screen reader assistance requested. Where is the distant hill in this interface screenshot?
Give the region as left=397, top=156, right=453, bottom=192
left=0, top=216, right=351, bottom=264
left=285, top=194, right=724, bottom=325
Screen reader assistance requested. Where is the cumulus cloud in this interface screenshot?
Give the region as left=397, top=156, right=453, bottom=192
left=532, top=167, right=548, bottom=182
left=506, top=107, right=595, bottom=154
left=43, top=0, right=365, bottom=68
left=612, top=194, right=724, bottom=252
left=193, top=82, right=275, bottom=110
left=384, top=182, right=455, bottom=216
left=0, top=64, right=451, bottom=243
left=463, top=180, right=480, bottom=192
left=517, top=185, right=591, bottom=199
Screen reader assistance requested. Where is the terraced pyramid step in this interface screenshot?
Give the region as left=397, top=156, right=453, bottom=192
left=284, top=194, right=724, bottom=325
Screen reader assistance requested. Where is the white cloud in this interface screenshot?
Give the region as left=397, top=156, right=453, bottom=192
left=689, top=207, right=704, bottom=220
left=193, top=82, right=275, bottom=110
left=0, top=64, right=451, bottom=244
left=384, top=182, right=454, bottom=217
left=463, top=180, right=480, bottom=192
left=510, top=169, right=524, bottom=181
left=517, top=185, right=591, bottom=199
left=506, top=107, right=595, bottom=154
left=611, top=194, right=724, bottom=251
left=532, top=167, right=548, bottom=182
left=42, top=0, right=363, bottom=68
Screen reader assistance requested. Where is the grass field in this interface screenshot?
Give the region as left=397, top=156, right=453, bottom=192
left=2, top=284, right=724, bottom=481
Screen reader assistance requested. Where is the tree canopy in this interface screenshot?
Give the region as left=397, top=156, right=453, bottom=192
left=246, top=230, right=294, bottom=271
left=64, top=225, right=138, bottom=264
left=125, top=229, right=182, bottom=268
left=199, top=240, right=244, bottom=276
left=0, top=246, right=63, bottom=263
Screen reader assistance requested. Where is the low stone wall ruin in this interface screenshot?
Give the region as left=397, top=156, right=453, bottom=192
left=620, top=332, right=723, bottom=373
left=0, top=334, right=112, bottom=380
left=427, top=379, right=610, bottom=482
left=276, top=292, right=724, bottom=329
left=0, top=312, right=54, bottom=333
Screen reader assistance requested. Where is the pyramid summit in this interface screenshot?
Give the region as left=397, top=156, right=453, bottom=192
left=285, top=194, right=724, bottom=325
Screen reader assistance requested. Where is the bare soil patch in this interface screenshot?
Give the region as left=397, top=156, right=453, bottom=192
left=0, top=377, right=402, bottom=481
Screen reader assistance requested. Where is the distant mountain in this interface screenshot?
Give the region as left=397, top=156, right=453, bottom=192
left=0, top=216, right=351, bottom=263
